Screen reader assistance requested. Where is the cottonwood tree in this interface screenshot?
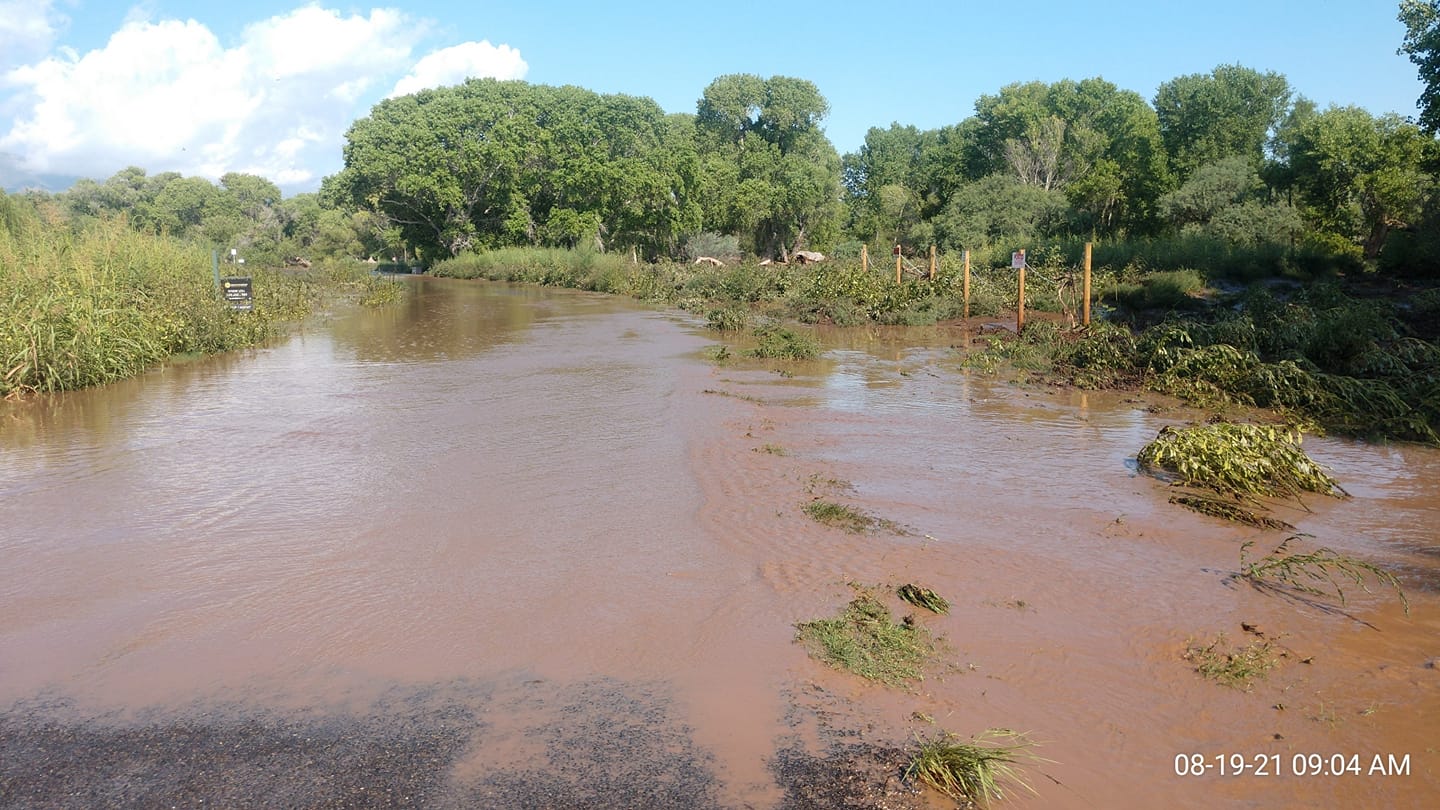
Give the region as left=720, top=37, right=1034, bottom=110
left=1287, top=106, right=1432, bottom=257
left=1400, top=0, right=1440, bottom=133
left=332, top=79, right=702, bottom=260
left=694, top=74, right=842, bottom=260
left=1153, top=64, right=1292, bottom=180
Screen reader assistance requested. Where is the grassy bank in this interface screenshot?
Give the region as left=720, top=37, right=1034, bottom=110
left=0, top=206, right=398, bottom=397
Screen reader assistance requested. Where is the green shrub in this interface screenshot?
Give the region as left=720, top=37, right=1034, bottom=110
left=748, top=324, right=820, bottom=360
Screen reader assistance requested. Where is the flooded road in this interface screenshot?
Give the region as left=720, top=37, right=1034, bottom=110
left=2, top=277, right=1437, bottom=808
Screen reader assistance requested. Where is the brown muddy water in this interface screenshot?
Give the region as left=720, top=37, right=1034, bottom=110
left=1, top=277, right=1437, bottom=809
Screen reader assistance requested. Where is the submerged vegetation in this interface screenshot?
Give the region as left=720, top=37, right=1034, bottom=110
left=1139, top=422, right=1350, bottom=529
left=803, top=499, right=900, bottom=534
left=795, top=591, right=940, bottom=686
left=1236, top=537, right=1410, bottom=615
left=1137, top=423, right=1345, bottom=503
left=1168, top=494, right=1296, bottom=530
left=906, top=729, right=1043, bottom=806
left=1183, top=633, right=1282, bottom=689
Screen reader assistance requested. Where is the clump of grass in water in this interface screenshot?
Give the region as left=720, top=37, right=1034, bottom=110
left=1137, top=422, right=1346, bottom=505
left=755, top=443, right=788, bottom=456
left=803, top=499, right=901, bottom=534
left=1182, top=632, right=1280, bottom=689
left=906, top=729, right=1043, bottom=805
left=794, top=592, right=938, bottom=686
left=1236, top=536, right=1409, bottom=615
left=897, top=584, right=950, bottom=614
left=747, top=324, right=820, bottom=360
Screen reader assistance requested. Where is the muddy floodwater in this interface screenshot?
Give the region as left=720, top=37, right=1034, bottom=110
left=2, top=277, right=1437, bottom=808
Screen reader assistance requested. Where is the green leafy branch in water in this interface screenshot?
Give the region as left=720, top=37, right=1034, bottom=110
left=906, top=729, right=1046, bottom=805
left=1138, top=422, right=1346, bottom=509
left=1235, top=537, right=1410, bottom=616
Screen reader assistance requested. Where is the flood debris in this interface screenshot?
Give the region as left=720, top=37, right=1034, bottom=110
left=1234, top=536, right=1410, bottom=615
left=1182, top=632, right=1282, bottom=690
left=905, top=729, right=1044, bottom=807
left=1168, top=494, right=1296, bottom=530
left=794, top=591, right=941, bottom=687
left=1138, top=422, right=1346, bottom=504
left=896, top=584, right=950, bottom=615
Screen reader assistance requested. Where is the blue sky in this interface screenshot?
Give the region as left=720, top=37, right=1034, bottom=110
left=0, top=1, right=1425, bottom=193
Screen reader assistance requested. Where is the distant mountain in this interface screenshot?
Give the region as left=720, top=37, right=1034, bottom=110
left=0, top=152, right=82, bottom=193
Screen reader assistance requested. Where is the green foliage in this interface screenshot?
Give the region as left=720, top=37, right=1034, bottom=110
left=969, top=320, right=1140, bottom=388
left=1237, top=536, right=1410, bottom=615
left=1287, top=106, right=1432, bottom=258
left=1135, top=287, right=1440, bottom=441
left=1153, top=65, right=1292, bottom=180
left=705, top=305, right=750, bottom=331
left=794, top=592, right=938, bottom=685
left=803, top=500, right=883, bottom=533
left=935, top=174, right=1071, bottom=250
left=966, top=78, right=1172, bottom=235
left=1108, top=269, right=1206, bottom=312
left=334, top=79, right=702, bottom=260
left=695, top=74, right=842, bottom=259
left=1136, top=423, right=1345, bottom=503
left=747, top=324, right=820, bottom=360
left=683, top=231, right=741, bottom=263
left=431, top=247, right=647, bottom=293
left=1399, top=0, right=1440, bottom=133
left=1159, top=157, right=1305, bottom=246
left=0, top=218, right=324, bottom=397
left=1182, top=633, right=1280, bottom=689
left=906, top=730, right=1043, bottom=805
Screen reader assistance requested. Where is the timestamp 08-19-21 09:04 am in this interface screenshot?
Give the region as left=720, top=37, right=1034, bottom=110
left=1175, top=752, right=1412, bottom=778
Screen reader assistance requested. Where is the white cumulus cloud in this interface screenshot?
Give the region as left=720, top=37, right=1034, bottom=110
left=0, top=5, right=527, bottom=191
left=0, top=0, right=66, bottom=71
left=389, top=41, right=528, bottom=98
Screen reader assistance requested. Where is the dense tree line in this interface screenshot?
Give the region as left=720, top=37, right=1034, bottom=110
left=14, top=2, right=1440, bottom=276
left=31, top=166, right=394, bottom=266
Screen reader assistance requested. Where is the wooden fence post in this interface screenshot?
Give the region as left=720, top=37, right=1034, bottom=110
left=1083, top=241, right=1092, bottom=326
left=928, top=244, right=937, bottom=280
left=861, top=243, right=868, bottom=274
left=962, top=249, right=970, bottom=321
left=1016, top=248, right=1026, bottom=333
left=895, top=245, right=902, bottom=285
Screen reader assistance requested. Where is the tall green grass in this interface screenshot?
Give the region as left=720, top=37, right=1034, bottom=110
left=1, top=211, right=321, bottom=396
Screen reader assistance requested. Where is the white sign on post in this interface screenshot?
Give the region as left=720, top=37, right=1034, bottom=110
left=1011, top=250, right=1027, bottom=269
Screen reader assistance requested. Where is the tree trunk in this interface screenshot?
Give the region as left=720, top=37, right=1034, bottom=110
left=1364, top=218, right=1390, bottom=260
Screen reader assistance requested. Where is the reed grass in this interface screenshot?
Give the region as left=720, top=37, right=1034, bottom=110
left=0, top=214, right=380, bottom=397
left=906, top=729, right=1042, bottom=805
left=1237, top=537, right=1410, bottom=615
